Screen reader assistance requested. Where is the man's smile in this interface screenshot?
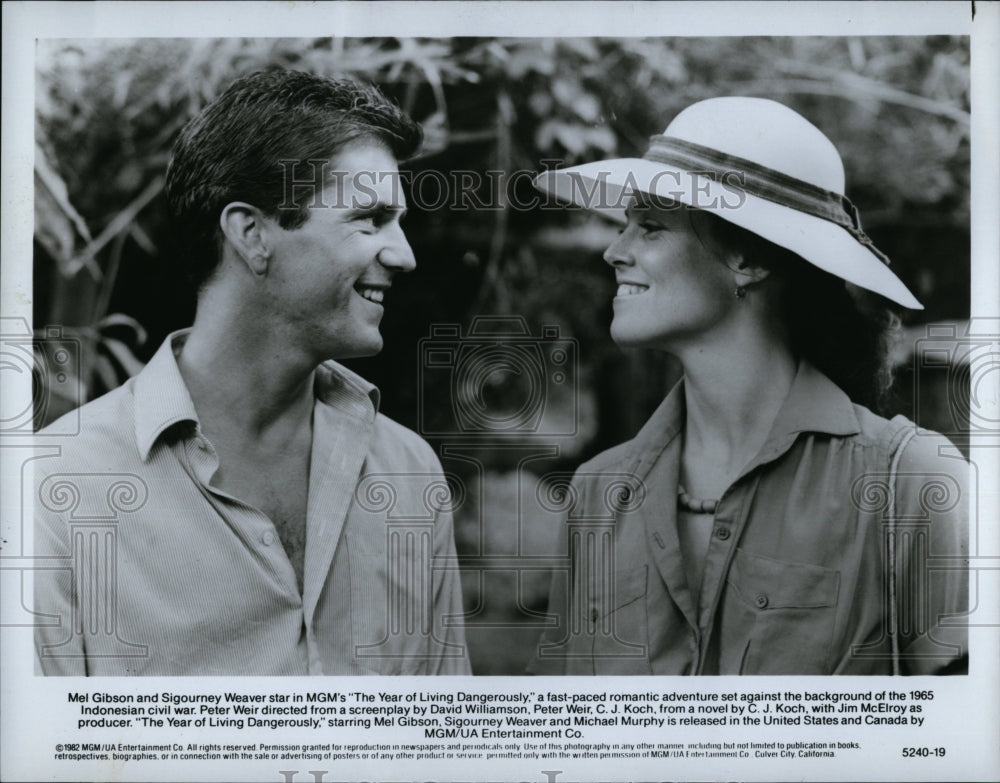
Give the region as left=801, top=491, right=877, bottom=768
left=355, top=283, right=388, bottom=304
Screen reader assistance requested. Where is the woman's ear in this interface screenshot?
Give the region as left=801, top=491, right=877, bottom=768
left=219, top=202, right=270, bottom=276
left=731, top=256, right=772, bottom=290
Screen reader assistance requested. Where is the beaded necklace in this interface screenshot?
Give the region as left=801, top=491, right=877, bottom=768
left=677, top=485, right=718, bottom=515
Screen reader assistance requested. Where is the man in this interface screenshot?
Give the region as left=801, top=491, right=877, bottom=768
left=34, top=69, right=470, bottom=675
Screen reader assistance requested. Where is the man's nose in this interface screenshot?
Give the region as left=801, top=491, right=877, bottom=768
left=378, top=221, right=416, bottom=272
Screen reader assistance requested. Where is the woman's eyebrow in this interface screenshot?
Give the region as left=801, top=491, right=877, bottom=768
left=626, top=206, right=661, bottom=224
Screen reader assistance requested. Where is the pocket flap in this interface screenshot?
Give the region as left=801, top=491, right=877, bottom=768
left=727, top=549, right=838, bottom=610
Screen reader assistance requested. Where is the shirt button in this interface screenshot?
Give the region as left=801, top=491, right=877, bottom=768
left=262, top=531, right=275, bottom=546
left=755, top=594, right=769, bottom=609
left=714, top=527, right=730, bottom=541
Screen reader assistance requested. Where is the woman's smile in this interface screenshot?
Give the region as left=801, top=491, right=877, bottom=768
left=615, top=282, right=650, bottom=298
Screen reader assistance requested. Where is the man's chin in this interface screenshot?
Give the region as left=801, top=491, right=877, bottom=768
left=328, top=336, right=383, bottom=362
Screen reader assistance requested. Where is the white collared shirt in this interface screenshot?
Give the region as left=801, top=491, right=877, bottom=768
left=35, top=331, right=470, bottom=675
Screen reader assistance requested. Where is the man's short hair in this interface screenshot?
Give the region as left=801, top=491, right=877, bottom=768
left=165, top=68, right=422, bottom=290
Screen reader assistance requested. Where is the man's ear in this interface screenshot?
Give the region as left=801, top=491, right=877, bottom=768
left=219, top=202, right=270, bottom=276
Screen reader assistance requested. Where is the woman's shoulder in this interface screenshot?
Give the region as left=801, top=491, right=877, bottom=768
left=577, top=380, right=685, bottom=475
left=892, top=422, right=969, bottom=511
left=850, top=404, right=967, bottom=469
left=850, top=408, right=970, bottom=521
left=576, top=438, right=642, bottom=474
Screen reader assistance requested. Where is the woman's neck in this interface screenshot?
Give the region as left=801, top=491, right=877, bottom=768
left=675, top=326, right=797, bottom=497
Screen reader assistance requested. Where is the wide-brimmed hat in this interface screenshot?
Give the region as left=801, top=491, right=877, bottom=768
left=532, top=96, right=922, bottom=309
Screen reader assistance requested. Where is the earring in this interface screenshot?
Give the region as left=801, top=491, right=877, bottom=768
left=734, top=284, right=747, bottom=300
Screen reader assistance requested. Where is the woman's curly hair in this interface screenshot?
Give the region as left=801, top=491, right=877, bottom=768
left=697, top=211, right=901, bottom=414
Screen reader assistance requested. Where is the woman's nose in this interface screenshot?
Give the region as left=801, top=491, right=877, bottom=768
left=603, top=228, right=634, bottom=267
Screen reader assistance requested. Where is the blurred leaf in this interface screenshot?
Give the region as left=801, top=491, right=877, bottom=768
left=527, top=90, right=553, bottom=117
left=97, top=312, right=149, bottom=345
left=71, top=175, right=164, bottom=274
left=572, top=93, right=602, bottom=123
left=504, top=46, right=556, bottom=79
left=100, top=336, right=146, bottom=380
left=586, top=126, right=617, bottom=153
left=33, top=143, right=96, bottom=276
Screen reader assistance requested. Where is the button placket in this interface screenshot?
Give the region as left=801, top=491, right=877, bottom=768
left=695, top=490, right=749, bottom=670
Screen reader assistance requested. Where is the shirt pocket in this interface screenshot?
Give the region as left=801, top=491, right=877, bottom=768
left=720, top=548, right=840, bottom=675
left=346, top=530, right=429, bottom=676
left=592, top=565, right=651, bottom=675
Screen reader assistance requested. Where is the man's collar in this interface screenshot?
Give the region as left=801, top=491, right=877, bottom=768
left=314, top=360, right=381, bottom=417
left=133, top=330, right=201, bottom=461
left=133, top=329, right=382, bottom=461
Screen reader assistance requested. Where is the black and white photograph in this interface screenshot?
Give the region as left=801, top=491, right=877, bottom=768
left=2, top=2, right=998, bottom=782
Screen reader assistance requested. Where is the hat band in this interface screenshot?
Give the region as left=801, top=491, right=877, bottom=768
left=644, top=135, right=891, bottom=267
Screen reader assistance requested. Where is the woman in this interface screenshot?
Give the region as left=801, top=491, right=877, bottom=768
left=529, top=97, right=968, bottom=676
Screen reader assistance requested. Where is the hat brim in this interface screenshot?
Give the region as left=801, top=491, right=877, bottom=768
left=534, top=159, right=922, bottom=310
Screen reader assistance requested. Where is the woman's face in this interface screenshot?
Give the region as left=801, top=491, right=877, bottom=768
left=603, top=197, right=737, bottom=351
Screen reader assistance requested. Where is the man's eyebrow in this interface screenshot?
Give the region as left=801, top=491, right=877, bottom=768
left=343, top=202, right=407, bottom=220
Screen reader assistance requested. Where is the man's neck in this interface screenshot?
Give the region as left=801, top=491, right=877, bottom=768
left=177, top=300, right=316, bottom=593
left=177, top=292, right=318, bottom=441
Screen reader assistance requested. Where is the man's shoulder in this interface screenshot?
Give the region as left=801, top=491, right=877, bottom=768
left=36, top=381, right=140, bottom=469
left=370, top=412, right=441, bottom=469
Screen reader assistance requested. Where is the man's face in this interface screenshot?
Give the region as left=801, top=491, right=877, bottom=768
left=261, top=139, right=415, bottom=361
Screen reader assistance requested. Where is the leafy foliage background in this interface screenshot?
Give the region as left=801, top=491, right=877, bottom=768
left=34, top=36, right=970, bottom=672
left=35, top=36, right=969, bottom=429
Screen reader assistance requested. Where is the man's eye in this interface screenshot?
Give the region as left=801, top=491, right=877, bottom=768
left=640, top=222, right=665, bottom=234
left=356, top=210, right=400, bottom=231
